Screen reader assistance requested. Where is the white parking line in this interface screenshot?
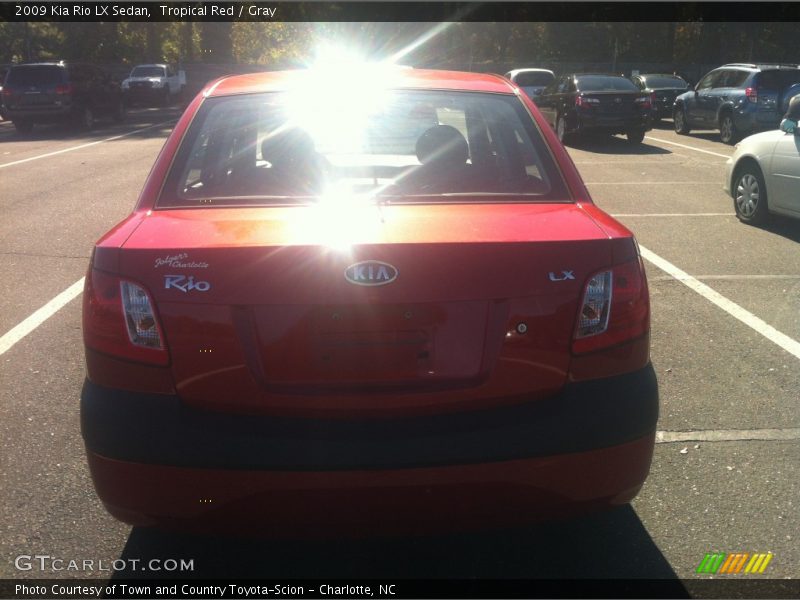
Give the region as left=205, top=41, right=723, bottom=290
left=0, top=120, right=175, bottom=169
left=586, top=181, right=719, bottom=185
left=650, top=274, right=800, bottom=281
left=0, top=278, right=84, bottom=357
left=656, top=428, right=800, bottom=443
left=639, top=245, right=800, bottom=361
left=644, top=136, right=731, bottom=159
left=611, top=213, right=732, bottom=217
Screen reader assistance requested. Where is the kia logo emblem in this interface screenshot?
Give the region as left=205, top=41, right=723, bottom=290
left=344, top=261, right=398, bottom=286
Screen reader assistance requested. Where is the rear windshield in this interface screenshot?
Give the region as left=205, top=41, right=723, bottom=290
left=576, top=76, right=638, bottom=92
left=756, top=69, right=800, bottom=90
left=514, top=71, right=555, bottom=87
left=6, top=65, right=65, bottom=86
left=158, top=89, right=569, bottom=208
left=131, top=66, right=166, bottom=77
left=643, top=75, right=687, bottom=89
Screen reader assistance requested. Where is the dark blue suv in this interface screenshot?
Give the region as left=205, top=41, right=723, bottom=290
left=674, top=63, right=800, bottom=144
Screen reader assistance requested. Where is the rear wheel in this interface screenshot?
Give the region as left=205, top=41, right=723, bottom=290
left=78, top=106, right=94, bottom=130
left=556, top=114, right=572, bottom=145
left=626, top=128, right=646, bottom=144
left=719, top=113, right=740, bottom=145
left=13, top=120, right=33, bottom=134
left=733, top=164, right=769, bottom=225
left=674, top=107, right=691, bottom=134
left=112, top=99, right=127, bottom=123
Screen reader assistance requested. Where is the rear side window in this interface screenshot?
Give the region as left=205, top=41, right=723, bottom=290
left=717, top=70, right=750, bottom=88
left=6, top=65, right=65, bottom=86
left=576, top=76, right=638, bottom=92
left=158, top=89, right=569, bottom=208
left=514, top=71, right=555, bottom=87
left=756, top=69, right=800, bottom=90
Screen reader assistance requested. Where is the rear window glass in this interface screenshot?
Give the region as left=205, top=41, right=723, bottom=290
left=6, top=66, right=65, bottom=86
left=757, top=69, right=800, bottom=90
left=514, top=71, right=555, bottom=87
left=576, top=76, right=638, bottom=92
left=131, top=66, right=166, bottom=77
left=642, top=76, right=687, bottom=89
left=158, top=89, right=569, bottom=208
left=718, top=70, right=750, bottom=88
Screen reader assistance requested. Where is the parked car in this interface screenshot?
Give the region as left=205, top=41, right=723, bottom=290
left=504, top=68, right=556, bottom=101
left=121, top=63, right=185, bottom=106
left=0, top=61, right=125, bottom=133
left=81, top=67, right=657, bottom=537
left=0, top=65, right=9, bottom=119
left=630, top=73, right=689, bottom=121
left=537, top=73, right=653, bottom=144
left=724, top=96, right=800, bottom=224
left=674, top=63, right=800, bottom=144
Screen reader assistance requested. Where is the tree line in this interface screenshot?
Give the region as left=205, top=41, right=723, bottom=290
left=1, top=21, right=797, bottom=72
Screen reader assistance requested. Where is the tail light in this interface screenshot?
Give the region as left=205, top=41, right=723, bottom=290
left=572, top=258, right=649, bottom=354
left=635, top=94, right=653, bottom=110
left=2, top=87, right=14, bottom=98
left=575, top=95, right=599, bottom=107
left=55, top=83, right=74, bottom=95
left=83, top=268, right=168, bottom=366
left=745, top=87, right=758, bottom=103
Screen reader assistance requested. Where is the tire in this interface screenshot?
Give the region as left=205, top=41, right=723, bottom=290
left=13, top=120, right=33, bottom=134
left=112, top=99, right=127, bottom=123
left=78, top=106, right=94, bottom=130
left=626, top=128, right=646, bottom=144
left=161, top=88, right=171, bottom=107
left=732, top=163, right=769, bottom=225
left=556, top=114, right=572, bottom=145
left=674, top=106, right=691, bottom=134
left=719, top=113, right=740, bottom=145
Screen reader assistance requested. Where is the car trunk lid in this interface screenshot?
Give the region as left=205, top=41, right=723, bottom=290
left=118, top=203, right=615, bottom=417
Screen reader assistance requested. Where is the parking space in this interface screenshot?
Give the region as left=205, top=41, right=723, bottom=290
left=0, top=107, right=798, bottom=585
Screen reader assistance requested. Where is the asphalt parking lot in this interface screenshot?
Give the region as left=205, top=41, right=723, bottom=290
left=0, top=109, right=797, bottom=590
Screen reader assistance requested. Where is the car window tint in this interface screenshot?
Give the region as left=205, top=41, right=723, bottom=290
left=697, top=71, right=721, bottom=91
left=131, top=66, right=166, bottom=77
left=757, top=69, right=800, bottom=90
left=159, top=90, right=570, bottom=207
left=514, top=71, right=554, bottom=87
left=6, top=65, right=65, bottom=86
left=718, top=70, right=750, bottom=88
left=643, top=76, right=687, bottom=88
left=575, top=76, right=638, bottom=92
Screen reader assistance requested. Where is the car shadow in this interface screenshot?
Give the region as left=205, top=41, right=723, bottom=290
left=0, top=107, right=182, bottom=143
left=111, top=504, right=685, bottom=586
left=754, top=217, right=800, bottom=244
left=566, top=135, right=672, bottom=155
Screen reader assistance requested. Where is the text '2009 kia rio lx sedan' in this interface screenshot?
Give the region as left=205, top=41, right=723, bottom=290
left=81, top=66, right=658, bottom=537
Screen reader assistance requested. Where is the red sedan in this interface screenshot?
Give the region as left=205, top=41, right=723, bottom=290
left=81, top=67, right=657, bottom=536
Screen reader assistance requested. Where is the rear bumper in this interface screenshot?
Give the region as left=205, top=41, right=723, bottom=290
left=3, top=105, right=74, bottom=122
left=573, top=113, right=652, bottom=134
left=82, top=364, right=658, bottom=534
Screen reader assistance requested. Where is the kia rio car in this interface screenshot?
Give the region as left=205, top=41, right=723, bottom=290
left=81, top=67, right=658, bottom=536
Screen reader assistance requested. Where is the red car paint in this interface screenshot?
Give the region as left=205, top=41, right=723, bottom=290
left=81, top=68, right=657, bottom=535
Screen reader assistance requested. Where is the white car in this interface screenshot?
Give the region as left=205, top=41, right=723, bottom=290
left=121, top=63, right=185, bottom=106
left=725, top=120, right=800, bottom=224
left=504, top=68, right=555, bottom=101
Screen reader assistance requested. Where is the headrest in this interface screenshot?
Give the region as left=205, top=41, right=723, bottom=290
left=261, top=127, right=316, bottom=168
left=415, top=125, right=469, bottom=167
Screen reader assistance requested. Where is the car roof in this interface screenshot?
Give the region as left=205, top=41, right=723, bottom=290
left=206, top=68, right=516, bottom=97
left=637, top=73, right=685, bottom=78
